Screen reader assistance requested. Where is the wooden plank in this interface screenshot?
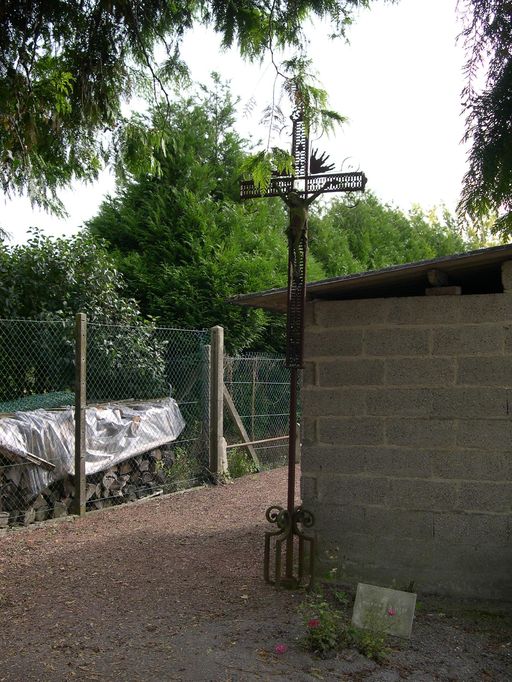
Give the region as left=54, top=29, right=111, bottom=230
left=223, top=385, right=261, bottom=471
left=226, top=435, right=288, bottom=449
left=0, top=444, right=55, bottom=471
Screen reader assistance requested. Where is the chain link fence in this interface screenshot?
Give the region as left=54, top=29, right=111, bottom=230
left=224, top=354, right=293, bottom=471
left=0, top=319, right=75, bottom=526
left=85, top=323, right=210, bottom=509
left=0, top=317, right=292, bottom=528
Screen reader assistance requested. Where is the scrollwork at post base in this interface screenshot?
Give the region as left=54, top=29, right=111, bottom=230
left=264, top=505, right=316, bottom=588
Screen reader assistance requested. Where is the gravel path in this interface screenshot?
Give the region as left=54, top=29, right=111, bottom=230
left=0, top=467, right=510, bottom=681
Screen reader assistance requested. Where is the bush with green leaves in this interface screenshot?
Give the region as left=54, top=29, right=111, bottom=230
left=299, top=591, right=345, bottom=657
left=0, top=231, right=168, bottom=404
left=227, top=448, right=258, bottom=479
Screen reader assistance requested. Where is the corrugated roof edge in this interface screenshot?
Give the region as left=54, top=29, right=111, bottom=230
left=229, top=242, right=512, bottom=312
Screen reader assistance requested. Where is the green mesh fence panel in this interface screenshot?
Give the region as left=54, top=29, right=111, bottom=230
left=0, top=319, right=74, bottom=412
left=0, top=318, right=75, bottom=525
left=223, top=354, right=295, bottom=471
left=86, top=323, right=210, bottom=500
left=0, top=317, right=292, bottom=524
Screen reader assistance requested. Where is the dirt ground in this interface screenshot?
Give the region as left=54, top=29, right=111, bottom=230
left=0, top=467, right=510, bottom=682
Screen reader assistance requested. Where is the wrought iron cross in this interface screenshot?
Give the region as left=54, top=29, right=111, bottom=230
left=240, top=106, right=367, bottom=587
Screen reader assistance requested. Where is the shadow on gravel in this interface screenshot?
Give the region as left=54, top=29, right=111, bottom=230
left=0, top=470, right=510, bottom=681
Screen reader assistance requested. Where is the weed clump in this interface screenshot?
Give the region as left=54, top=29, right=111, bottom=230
left=299, top=588, right=390, bottom=662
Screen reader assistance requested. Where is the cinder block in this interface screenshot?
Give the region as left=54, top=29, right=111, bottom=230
left=458, top=294, right=512, bottom=323
left=301, top=475, right=318, bottom=503
left=331, top=558, right=436, bottom=595
left=388, top=479, right=458, bottom=511
left=318, top=358, right=385, bottom=386
left=315, top=299, right=391, bottom=327
left=385, top=418, right=456, bottom=448
left=304, top=328, right=363, bottom=358
left=430, top=449, right=511, bottom=481
left=320, top=475, right=389, bottom=506
left=457, top=419, right=512, bottom=450
left=432, top=540, right=512, bottom=574
left=319, top=417, right=384, bottom=446
left=432, top=325, right=504, bottom=356
left=425, top=566, right=512, bottom=599
left=388, top=296, right=462, bottom=325
left=501, top=261, right=512, bottom=292
left=500, top=327, right=512, bottom=355
left=434, top=512, right=510, bottom=544
left=301, top=445, right=368, bottom=475
left=366, top=447, right=432, bottom=478
left=363, top=507, right=434, bottom=540
left=302, top=417, right=318, bottom=446
left=304, top=301, right=316, bottom=327
left=431, top=387, right=508, bottom=417
left=312, top=504, right=366, bottom=537
left=457, top=356, right=512, bottom=386
left=385, top=357, right=456, bottom=386
left=302, top=387, right=366, bottom=416
left=459, top=482, right=512, bottom=512
left=339, top=533, right=434, bottom=570
left=363, top=327, right=429, bottom=356
left=302, top=361, right=316, bottom=387
left=366, top=388, right=432, bottom=416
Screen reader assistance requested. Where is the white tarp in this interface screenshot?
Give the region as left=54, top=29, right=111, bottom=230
left=0, top=399, right=185, bottom=496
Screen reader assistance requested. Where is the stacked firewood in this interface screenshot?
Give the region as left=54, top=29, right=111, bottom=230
left=0, top=448, right=171, bottom=528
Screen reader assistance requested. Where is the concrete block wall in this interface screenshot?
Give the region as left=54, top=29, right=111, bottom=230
left=301, top=294, right=512, bottom=599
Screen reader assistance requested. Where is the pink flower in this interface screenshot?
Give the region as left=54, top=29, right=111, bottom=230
left=274, top=643, right=288, bottom=655
left=308, top=618, right=321, bottom=629
left=387, top=607, right=396, bottom=616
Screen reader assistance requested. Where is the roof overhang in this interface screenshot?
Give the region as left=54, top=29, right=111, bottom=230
left=230, top=243, right=512, bottom=313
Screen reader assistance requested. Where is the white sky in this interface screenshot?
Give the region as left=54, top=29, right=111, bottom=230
left=1, top=0, right=467, bottom=244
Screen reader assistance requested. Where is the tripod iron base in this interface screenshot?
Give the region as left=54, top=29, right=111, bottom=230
left=264, top=504, right=315, bottom=588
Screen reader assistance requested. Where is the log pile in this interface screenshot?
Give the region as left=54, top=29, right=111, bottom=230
left=0, top=447, right=172, bottom=528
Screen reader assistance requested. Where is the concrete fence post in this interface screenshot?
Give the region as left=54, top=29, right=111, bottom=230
left=73, top=313, right=86, bottom=516
left=209, top=326, right=224, bottom=480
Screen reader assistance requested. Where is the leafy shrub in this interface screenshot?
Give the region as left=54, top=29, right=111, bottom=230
left=227, top=448, right=258, bottom=478
left=299, top=591, right=345, bottom=656
left=299, top=588, right=390, bottom=662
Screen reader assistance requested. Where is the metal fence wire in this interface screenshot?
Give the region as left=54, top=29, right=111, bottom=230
left=0, top=319, right=75, bottom=527
left=0, top=317, right=292, bottom=529
left=223, top=354, right=293, bottom=471
left=85, top=324, right=210, bottom=509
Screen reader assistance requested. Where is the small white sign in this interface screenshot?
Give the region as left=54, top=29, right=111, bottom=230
left=352, top=583, right=416, bottom=639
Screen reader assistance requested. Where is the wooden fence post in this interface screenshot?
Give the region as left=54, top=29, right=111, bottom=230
left=209, top=326, right=224, bottom=480
left=202, top=343, right=211, bottom=459
left=73, top=313, right=86, bottom=516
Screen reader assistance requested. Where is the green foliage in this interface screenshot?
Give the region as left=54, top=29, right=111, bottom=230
left=0, top=231, right=167, bottom=403
left=0, top=230, right=145, bottom=323
left=0, top=0, right=377, bottom=210
left=227, top=448, right=258, bottom=478
left=457, top=1, right=512, bottom=235
left=299, top=588, right=390, bottom=662
left=300, top=591, right=345, bottom=656
left=86, top=76, right=484, bottom=355
left=309, top=193, right=479, bottom=278
left=240, top=147, right=294, bottom=192
left=87, top=81, right=325, bottom=353
left=159, top=446, right=203, bottom=491
left=349, top=624, right=390, bottom=663
left=282, top=57, right=348, bottom=135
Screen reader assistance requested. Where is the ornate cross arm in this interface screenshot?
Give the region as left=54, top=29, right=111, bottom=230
left=239, top=171, right=367, bottom=200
